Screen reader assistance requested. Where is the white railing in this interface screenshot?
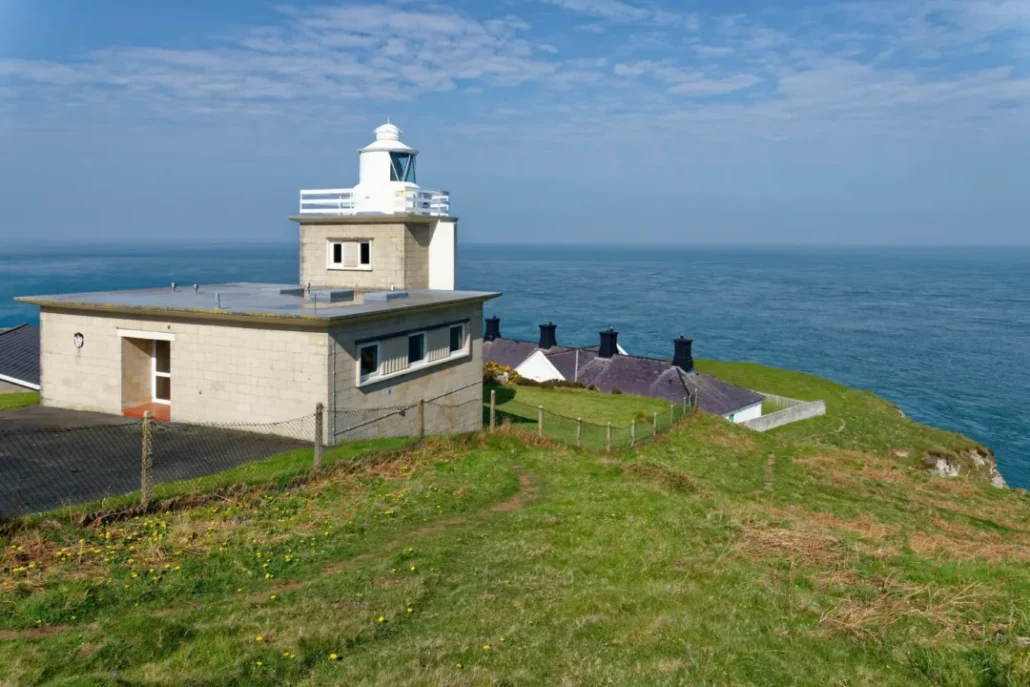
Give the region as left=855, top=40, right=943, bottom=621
left=299, top=188, right=450, bottom=217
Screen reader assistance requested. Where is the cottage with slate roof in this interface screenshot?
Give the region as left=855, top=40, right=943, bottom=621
left=16, top=123, right=499, bottom=439
left=483, top=318, right=764, bottom=424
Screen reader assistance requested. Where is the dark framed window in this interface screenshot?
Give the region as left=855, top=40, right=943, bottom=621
left=449, top=325, right=463, bottom=353
left=359, top=344, right=379, bottom=378
left=359, top=241, right=370, bottom=266
left=408, top=333, right=425, bottom=365
left=333, top=243, right=342, bottom=264
left=389, top=152, right=416, bottom=182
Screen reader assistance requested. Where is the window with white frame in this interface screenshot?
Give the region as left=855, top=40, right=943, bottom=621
left=449, top=324, right=464, bottom=354
left=355, top=321, right=470, bottom=387
left=408, top=333, right=426, bottom=365
left=328, top=239, right=372, bottom=270
left=359, top=343, right=379, bottom=382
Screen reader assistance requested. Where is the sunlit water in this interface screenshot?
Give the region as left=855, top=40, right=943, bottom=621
left=3, top=243, right=1028, bottom=488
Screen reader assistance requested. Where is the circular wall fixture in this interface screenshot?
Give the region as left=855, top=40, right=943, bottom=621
left=73, top=332, right=84, bottom=349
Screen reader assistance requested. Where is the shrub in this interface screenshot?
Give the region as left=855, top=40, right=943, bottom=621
left=483, top=362, right=519, bottom=384
left=611, top=388, right=623, bottom=395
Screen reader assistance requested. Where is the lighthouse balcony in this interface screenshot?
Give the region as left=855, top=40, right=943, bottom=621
left=299, top=187, right=450, bottom=217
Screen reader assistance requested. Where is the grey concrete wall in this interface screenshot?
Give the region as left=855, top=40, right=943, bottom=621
left=329, top=302, right=483, bottom=440
left=743, top=400, right=826, bottom=432
left=404, top=224, right=431, bottom=289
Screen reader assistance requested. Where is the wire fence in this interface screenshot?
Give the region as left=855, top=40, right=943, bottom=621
left=485, top=391, right=695, bottom=453
left=0, top=385, right=480, bottom=521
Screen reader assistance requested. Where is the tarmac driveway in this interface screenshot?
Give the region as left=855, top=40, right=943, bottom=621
left=0, top=407, right=309, bottom=518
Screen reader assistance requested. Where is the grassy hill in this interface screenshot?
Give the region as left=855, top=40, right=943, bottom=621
left=2, top=362, right=1030, bottom=685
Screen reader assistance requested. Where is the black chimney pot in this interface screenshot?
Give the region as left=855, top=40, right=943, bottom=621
left=484, top=316, right=501, bottom=341
left=673, top=335, right=694, bottom=372
left=538, top=322, right=557, bottom=349
left=598, top=327, right=619, bottom=359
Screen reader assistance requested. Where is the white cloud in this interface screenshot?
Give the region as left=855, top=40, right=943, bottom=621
left=540, top=0, right=649, bottom=22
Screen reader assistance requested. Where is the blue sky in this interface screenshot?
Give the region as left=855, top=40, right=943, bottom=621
left=0, top=0, right=1028, bottom=245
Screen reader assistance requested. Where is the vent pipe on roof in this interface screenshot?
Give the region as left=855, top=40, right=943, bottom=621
left=538, top=322, right=557, bottom=349
left=673, top=335, right=694, bottom=372
left=484, top=316, right=501, bottom=341
left=598, top=327, right=619, bottom=359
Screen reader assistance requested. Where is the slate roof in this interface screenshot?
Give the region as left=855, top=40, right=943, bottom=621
left=485, top=334, right=763, bottom=417
left=482, top=338, right=570, bottom=369
left=0, top=324, right=40, bottom=387
left=545, top=348, right=763, bottom=416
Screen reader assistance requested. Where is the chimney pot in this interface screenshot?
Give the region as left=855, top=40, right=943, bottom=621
left=598, top=327, right=619, bottom=359
left=538, top=321, right=557, bottom=349
left=673, top=335, right=694, bottom=372
left=484, top=316, right=501, bottom=342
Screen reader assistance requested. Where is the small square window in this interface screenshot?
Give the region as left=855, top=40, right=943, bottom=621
left=449, top=325, right=463, bottom=353
left=359, top=344, right=379, bottom=378
left=359, top=241, right=370, bottom=266
left=408, top=333, right=425, bottom=365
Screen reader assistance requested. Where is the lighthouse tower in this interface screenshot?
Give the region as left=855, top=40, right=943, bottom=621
left=293, top=122, right=457, bottom=291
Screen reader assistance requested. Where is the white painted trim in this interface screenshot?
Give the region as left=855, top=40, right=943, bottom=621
left=326, top=238, right=373, bottom=271
left=357, top=351, right=471, bottom=388
left=118, top=328, right=175, bottom=342
left=0, top=372, right=39, bottom=391
left=515, top=350, right=564, bottom=382
left=152, top=340, right=172, bottom=404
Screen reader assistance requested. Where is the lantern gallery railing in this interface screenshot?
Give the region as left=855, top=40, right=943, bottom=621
left=298, top=188, right=450, bottom=216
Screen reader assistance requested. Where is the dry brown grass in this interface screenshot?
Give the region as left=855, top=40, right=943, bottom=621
left=819, top=577, right=994, bottom=639
left=699, top=428, right=757, bottom=452
left=794, top=450, right=917, bottom=489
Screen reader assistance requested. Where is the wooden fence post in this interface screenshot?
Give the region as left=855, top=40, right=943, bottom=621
left=489, top=389, right=496, bottom=432
left=313, top=402, right=324, bottom=470
left=418, top=399, right=425, bottom=440
left=576, top=418, right=582, bottom=449
left=537, top=405, right=544, bottom=438
left=683, top=395, right=688, bottom=413
left=669, top=404, right=674, bottom=425
left=630, top=420, right=636, bottom=447
left=606, top=423, right=612, bottom=453
left=140, top=410, right=153, bottom=507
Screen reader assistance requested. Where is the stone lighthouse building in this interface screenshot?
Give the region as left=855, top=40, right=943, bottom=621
left=18, top=123, right=496, bottom=440
left=296, top=122, right=457, bottom=292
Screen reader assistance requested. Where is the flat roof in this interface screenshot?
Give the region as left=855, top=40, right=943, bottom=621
left=289, top=213, right=456, bottom=225
left=15, top=282, right=499, bottom=326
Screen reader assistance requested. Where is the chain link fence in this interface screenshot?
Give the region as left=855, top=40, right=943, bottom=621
left=0, top=385, right=480, bottom=521
left=485, top=391, right=695, bottom=452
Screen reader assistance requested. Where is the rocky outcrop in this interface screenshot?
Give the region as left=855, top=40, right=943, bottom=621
left=923, top=447, right=1007, bottom=488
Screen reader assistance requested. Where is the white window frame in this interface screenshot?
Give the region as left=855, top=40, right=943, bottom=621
left=407, top=331, right=427, bottom=367
left=327, top=239, right=372, bottom=271
left=357, top=342, right=381, bottom=383
left=448, top=323, right=465, bottom=356
left=355, top=322, right=471, bottom=388
left=152, top=340, right=172, bottom=406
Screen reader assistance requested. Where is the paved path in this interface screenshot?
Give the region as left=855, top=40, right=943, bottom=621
left=0, top=407, right=308, bottom=518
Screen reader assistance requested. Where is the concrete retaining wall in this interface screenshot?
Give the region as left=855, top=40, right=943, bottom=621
left=744, top=399, right=826, bottom=432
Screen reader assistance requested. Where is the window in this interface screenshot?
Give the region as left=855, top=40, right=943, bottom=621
left=408, top=333, right=425, bottom=365
left=359, top=344, right=379, bottom=380
left=389, top=152, right=416, bottom=183
left=449, top=325, right=463, bottom=354
left=328, top=240, right=371, bottom=270
left=153, top=340, right=171, bottom=404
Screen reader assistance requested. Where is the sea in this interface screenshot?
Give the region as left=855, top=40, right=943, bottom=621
left=2, top=243, right=1028, bottom=488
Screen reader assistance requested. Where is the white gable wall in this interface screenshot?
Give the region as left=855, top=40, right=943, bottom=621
left=725, top=401, right=762, bottom=424
left=515, top=350, right=564, bottom=382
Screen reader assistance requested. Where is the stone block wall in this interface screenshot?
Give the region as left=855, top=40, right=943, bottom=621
left=39, top=309, right=329, bottom=427
left=298, top=221, right=434, bottom=291
left=329, top=302, right=483, bottom=441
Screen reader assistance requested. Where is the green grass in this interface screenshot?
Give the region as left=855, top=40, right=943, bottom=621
left=486, top=381, right=672, bottom=425
left=0, top=391, right=39, bottom=410
left=3, top=363, right=1030, bottom=685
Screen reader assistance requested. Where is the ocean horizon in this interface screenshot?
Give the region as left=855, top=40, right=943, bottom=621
left=2, top=242, right=1028, bottom=488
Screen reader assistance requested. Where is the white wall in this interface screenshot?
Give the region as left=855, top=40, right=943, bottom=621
left=428, top=219, right=456, bottom=290
left=515, top=350, right=563, bottom=382
left=726, top=401, right=762, bottom=424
